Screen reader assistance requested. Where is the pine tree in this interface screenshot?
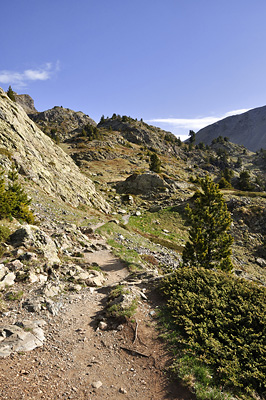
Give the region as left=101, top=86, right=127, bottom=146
left=238, top=170, right=254, bottom=191
left=149, top=153, right=161, bottom=173
left=6, top=86, right=16, bottom=102
left=189, top=130, right=196, bottom=144
left=183, top=175, right=233, bottom=271
left=0, top=164, right=34, bottom=223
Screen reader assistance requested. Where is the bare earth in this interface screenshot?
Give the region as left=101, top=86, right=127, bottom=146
left=0, top=238, right=194, bottom=400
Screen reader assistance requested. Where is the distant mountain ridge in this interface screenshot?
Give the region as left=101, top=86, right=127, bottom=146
left=195, top=106, right=266, bottom=151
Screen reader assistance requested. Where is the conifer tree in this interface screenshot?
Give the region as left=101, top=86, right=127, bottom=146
left=188, top=130, right=196, bottom=144
left=0, top=164, right=34, bottom=223
left=149, top=153, right=161, bottom=173
left=183, top=175, right=233, bottom=271
left=6, top=86, right=16, bottom=102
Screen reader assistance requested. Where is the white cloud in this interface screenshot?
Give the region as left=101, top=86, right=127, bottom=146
left=224, top=109, right=249, bottom=117
left=147, top=108, right=250, bottom=140
left=0, top=62, right=59, bottom=89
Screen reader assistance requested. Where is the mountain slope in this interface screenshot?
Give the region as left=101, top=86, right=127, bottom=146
left=0, top=88, right=109, bottom=211
left=195, top=106, right=266, bottom=151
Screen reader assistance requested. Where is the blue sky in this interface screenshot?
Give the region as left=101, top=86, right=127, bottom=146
left=1, top=0, right=266, bottom=140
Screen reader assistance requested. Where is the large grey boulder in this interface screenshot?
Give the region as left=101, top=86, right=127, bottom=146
left=116, top=172, right=169, bottom=195
left=10, top=225, right=60, bottom=265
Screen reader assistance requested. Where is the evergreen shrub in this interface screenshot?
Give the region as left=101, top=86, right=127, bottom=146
left=0, top=165, right=34, bottom=223
left=161, top=267, right=266, bottom=398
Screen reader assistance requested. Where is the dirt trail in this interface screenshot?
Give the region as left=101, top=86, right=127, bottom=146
left=0, top=238, right=194, bottom=400
left=84, top=237, right=128, bottom=286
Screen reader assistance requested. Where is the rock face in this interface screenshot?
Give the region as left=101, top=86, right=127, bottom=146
left=116, top=172, right=169, bottom=195
left=14, top=93, right=37, bottom=114
left=195, top=106, right=266, bottom=151
left=0, top=88, right=109, bottom=211
left=10, top=225, right=60, bottom=266
left=29, top=106, right=97, bottom=142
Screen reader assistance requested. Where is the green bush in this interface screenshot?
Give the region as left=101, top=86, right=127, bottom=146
left=0, top=165, right=34, bottom=223
left=161, top=267, right=266, bottom=398
left=0, top=225, right=10, bottom=242
left=218, top=176, right=232, bottom=189
left=238, top=170, right=254, bottom=191
left=149, top=153, right=161, bottom=173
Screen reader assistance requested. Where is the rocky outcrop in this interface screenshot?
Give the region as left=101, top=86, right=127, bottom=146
left=14, top=93, right=37, bottom=114
left=29, top=106, right=97, bottom=142
left=195, top=106, right=266, bottom=151
left=116, top=172, right=169, bottom=195
left=0, top=320, right=46, bottom=357
left=0, top=88, right=109, bottom=211
left=10, top=225, right=60, bottom=266
left=98, top=117, right=176, bottom=152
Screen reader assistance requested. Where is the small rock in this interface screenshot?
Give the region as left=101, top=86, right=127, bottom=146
left=43, top=282, right=62, bottom=297
left=0, top=272, right=16, bottom=290
left=116, top=324, right=124, bottom=331
left=23, top=299, right=42, bottom=313
left=38, top=274, right=48, bottom=284
left=91, top=381, right=102, bottom=389
left=119, top=387, right=127, bottom=394
left=256, top=258, right=266, bottom=268
left=139, top=291, right=147, bottom=300
left=6, top=259, right=24, bottom=271
left=28, top=271, right=39, bottom=284
left=0, top=264, right=8, bottom=280
left=98, top=321, right=108, bottom=331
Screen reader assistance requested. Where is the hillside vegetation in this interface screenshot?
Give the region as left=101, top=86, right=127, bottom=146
left=161, top=267, right=266, bottom=399
left=0, top=88, right=266, bottom=399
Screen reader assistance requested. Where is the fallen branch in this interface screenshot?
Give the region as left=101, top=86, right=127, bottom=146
left=120, top=346, right=149, bottom=358
left=130, top=321, right=147, bottom=347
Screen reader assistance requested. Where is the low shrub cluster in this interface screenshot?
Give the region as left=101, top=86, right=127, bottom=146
left=160, top=267, right=266, bottom=399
